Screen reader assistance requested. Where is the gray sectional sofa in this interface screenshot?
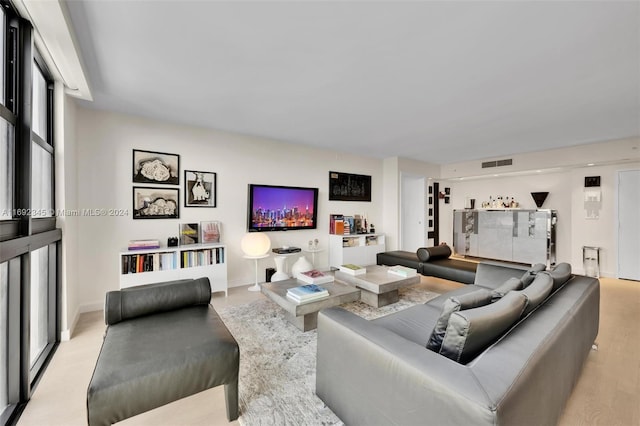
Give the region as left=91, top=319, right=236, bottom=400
left=316, top=262, right=599, bottom=425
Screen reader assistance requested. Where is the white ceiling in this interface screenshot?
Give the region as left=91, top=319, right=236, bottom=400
left=63, top=0, right=640, bottom=164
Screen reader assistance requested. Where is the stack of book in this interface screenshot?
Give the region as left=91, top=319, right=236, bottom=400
left=298, top=269, right=335, bottom=284
left=127, top=239, right=161, bottom=250
left=387, top=265, right=417, bottom=278
left=339, top=264, right=366, bottom=275
left=286, top=284, right=330, bottom=303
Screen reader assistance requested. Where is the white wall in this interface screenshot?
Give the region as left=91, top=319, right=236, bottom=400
left=438, top=161, right=640, bottom=277
left=54, top=88, right=80, bottom=339
left=74, top=107, right=384, bottom=310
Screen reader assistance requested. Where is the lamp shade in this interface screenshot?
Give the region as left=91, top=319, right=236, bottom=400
left=240, top=233, right=271, bottom=257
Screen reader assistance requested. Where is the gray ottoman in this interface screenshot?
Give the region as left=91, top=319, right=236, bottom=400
left=87, top=278, right=239, bottom=425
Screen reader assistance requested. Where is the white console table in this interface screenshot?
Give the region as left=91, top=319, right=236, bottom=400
left=328, top=233, right=386, bottom=269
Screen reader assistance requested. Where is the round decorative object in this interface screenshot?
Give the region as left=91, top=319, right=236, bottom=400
left=291, top=256, right=313, bottom=278
left=240, top=233, right=271, bottom=257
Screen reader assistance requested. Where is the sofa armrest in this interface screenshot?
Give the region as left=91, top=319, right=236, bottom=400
left=316, top=307, right=497, bottom=426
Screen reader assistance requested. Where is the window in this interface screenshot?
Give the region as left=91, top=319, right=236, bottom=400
left=29, top=246, right=49, bottom=366
left=0, top=122, right=12, bottom=220
left=31, top=143, right=53, bottom=217
left=0, top=262, right=8, bottom=412
left=0, top=2, right=60, bottom=424
left=31, top=64, right=48, bottom=142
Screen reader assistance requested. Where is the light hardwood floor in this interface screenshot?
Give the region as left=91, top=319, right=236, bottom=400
left=17, top=276, right=640, bottom=426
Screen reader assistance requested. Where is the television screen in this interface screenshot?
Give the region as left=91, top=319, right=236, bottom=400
left=248, top=184, right=318, bottom=231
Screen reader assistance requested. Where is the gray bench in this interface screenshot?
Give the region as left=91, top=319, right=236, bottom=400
left=87, top=277, right=239, bottom=425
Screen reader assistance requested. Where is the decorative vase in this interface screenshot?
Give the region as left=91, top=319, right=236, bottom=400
left=271, top=256, right=289, bottom=282
left=291, top=256, right=313, bottom=278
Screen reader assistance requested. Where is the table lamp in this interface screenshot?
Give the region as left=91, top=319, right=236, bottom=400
left=241, top=233, right=271, bottom=291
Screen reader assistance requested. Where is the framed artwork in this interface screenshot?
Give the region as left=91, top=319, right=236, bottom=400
left=132, top=186, right=179, bottom=219
left=184, top=170, right=217, bottom=207
left=132, top=149, right=180, bottom=185
left=329, top=171, right=372, bottom=202
left=201, top=221, right=221, bottom=243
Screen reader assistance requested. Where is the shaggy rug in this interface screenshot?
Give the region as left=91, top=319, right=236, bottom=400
left=217, top=286, right=440, bottom=426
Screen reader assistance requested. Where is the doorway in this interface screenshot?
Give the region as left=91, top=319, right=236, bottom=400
left=618, top=170, right=640, bottom=281
left=400, top=174, right=426, bottom=252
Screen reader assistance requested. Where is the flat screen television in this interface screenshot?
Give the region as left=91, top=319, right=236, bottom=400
left=247, top=184, right=319, bottom=232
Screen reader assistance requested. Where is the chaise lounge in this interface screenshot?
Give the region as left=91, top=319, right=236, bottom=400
left=86, top=277, right=239, bottom=426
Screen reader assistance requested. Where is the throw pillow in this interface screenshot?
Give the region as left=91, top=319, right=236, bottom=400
left=544, top=263, right=572, bottom=291
left=520, top=263, right=547, bottom=287
left=491, top=277, right=523, bottom=302
left=426, top=288, right=493, bottom=352
left=518, top=273, right=553, bottom=316
left=416, top=245, right=452, bottom=262
left=439, top=291, right=527, bottom=364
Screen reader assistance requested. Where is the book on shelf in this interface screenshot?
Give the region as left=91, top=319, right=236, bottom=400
left=127, top=239, right=161, bottom=250
left=387, top=265, right=417, bottom=278
left=200, top=221, right=221, bottom=243
left=297, top=269, right=335, bottom=285
left=339, top=264, right=366, bottom=275
left=286, top=284, right=330, bottom=301
left=179, top=223, right=199, bottom=245
left=330, top=214, right=344, bottom=235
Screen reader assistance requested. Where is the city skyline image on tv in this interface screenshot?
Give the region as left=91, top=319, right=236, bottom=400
left=249, top=185, right=318, bottom=230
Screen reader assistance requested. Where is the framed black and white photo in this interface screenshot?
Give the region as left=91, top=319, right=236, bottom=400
left=329, top=171, right=372, bottom=202
left=132, top=186, right=179, bottom=219
left=132, top=149, right=180, bottom=185
left=184, top=170, right=217, bottom=207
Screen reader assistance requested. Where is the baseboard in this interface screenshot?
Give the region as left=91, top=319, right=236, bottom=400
left=59, top=301, right=102, bottom=341
left=80, top=301, right=103, bottom=313
left=60, top=305, right=79, bottom=341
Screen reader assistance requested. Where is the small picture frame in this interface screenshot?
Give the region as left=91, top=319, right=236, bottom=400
left=185, top=170, right=217, bottom=207
left=201, top=221, right=221, bottom=243
left=132, top=186, right=179, bottom=219
left=132, top=149, right=180, bottom=185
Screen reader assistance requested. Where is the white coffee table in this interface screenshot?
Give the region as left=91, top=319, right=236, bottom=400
left=334, top=264, right=420, bottom=307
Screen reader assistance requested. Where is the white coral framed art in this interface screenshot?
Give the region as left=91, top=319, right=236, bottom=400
left=132, top=186, right=179, bottom=219
left=132, top=149, right=180, bottom=185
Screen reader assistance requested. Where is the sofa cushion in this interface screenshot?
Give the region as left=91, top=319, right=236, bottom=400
left=491, top=277, right=523, bottom=301
left=544, top=263, right=572, bottom=291
left=416, top=245, right=452, bottom=262
left=105, top=278, right=212, bottom=325
left=521, top=263, right=547, bottom=287
left=473, top=262, right=529, bottom=289
left=518, top=273, right=554, bottom=316
left=373, top=304, right=442, bottom=346
left=439, top=291, right=527, bottom=363
left=426, top=288, right=493, bottom=352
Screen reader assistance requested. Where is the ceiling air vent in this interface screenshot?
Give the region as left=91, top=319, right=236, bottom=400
left=482, top=158, right=513, bottom=168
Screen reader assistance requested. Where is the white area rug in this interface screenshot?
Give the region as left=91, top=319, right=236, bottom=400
left=217, top=286, right=440, bottom=426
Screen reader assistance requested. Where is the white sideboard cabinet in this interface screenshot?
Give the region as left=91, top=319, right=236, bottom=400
left=453, top=209, right=556, bottom=266
left=119, top=243, right=228, bottom=295
left=329, top=233, right=386, bottom=268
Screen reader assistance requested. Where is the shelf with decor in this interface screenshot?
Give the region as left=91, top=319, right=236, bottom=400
left=328, top=233, right=386, bottom=269
left=118, top=242, right=228, bottom=295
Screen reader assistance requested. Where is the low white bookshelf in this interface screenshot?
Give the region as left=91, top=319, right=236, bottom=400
left=119, top=242, right=228, bottom=296
left=328, top=233, right=386, bottom=269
